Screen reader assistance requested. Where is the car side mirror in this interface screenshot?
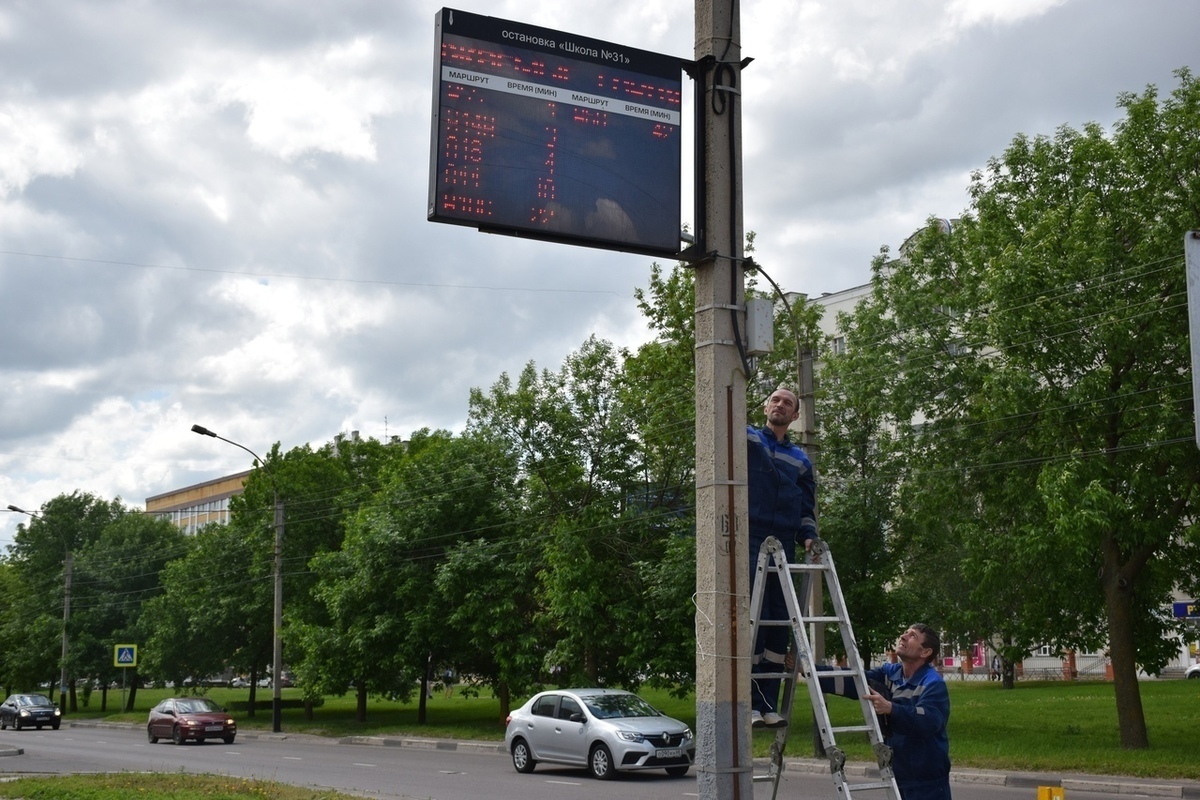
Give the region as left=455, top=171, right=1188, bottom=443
left=164, top=709, right=175, bottom=717
left=569, top=712, right=584, bottom=723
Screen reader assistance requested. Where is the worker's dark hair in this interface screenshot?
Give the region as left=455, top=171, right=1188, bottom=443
left=911, top=623, right=940, bottom=665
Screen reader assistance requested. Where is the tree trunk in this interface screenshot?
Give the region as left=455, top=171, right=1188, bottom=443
left=498, top=681, right=511, bottom=726
left=124, top=669, right=139, bottom=712
left=1102, top=553, right=1149, bottom=748
left=419, top=654, right=431, bottom=724
left=356, top=681, right=368, bottom=723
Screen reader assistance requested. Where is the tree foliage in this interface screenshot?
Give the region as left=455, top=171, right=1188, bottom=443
left=826, top=69, right=1200, bottom=748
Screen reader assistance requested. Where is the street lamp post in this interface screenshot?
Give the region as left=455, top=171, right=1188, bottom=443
left=6, top=505, right=71, bottom=713
left=190, top=425, right=285, bottom=733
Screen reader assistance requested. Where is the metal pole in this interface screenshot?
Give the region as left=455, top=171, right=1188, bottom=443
left=191, top=424, right=284, bottom=733
left=60, top=551, right=72, bottom=712
left=693, top=1, right=750, bottom=798
left=272, top=494, right=284, bottom=733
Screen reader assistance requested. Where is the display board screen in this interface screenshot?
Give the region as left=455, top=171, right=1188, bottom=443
left=429, top=8, right=683, bottom=257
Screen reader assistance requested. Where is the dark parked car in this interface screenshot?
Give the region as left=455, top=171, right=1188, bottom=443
left=147, top=697, right=236, bottom=745
left=0, top=693, right=62, bottom=730
left=504, top=688, right=694, bottom=779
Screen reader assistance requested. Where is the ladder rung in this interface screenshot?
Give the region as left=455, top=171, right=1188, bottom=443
left=754, top=670, right=793, bottom=680
left=805, top=615, right=842, bottom=624
left=841, top=781, right=897, bottom=792
left=784, top=563, right=828, bottom=572
left=831, top=724, right=872, bottom=734
left=818, top=668, right=857, bottom=678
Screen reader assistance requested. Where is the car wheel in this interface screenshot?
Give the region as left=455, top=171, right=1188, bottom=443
left=510, top=738, right=536, bottom=773
left=1, top=717, right=7, bottom=731
left=223, top=734, right=235, bottom=745
left=172, top=725, right=185, bottom=745
left=51, top=722, right=60, bottom=731
left=13, top=718, right=22, bottom=731
left=147, top=726, right=159, bottom=744
left=666, top=765, right=690, bottom=777
left=589, top=743, right=616, bottom=780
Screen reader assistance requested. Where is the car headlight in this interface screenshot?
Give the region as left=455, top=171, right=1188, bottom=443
left=615, top=730, right=647, bottom=743
left=683, top=727, right=693, bottom=741
left=53, top=709, right=61, bottom=716
left=18, top=710, right=29, bottom=717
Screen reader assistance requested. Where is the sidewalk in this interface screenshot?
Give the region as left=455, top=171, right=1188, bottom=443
left=6, top=724, right=1199, bottom=798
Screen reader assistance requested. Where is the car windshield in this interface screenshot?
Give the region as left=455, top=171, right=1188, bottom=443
left=176, top=698, right=220, bottom=714
left=19, top=695, right=53, bottom=707
left=583, top=693, right=661, bottom=719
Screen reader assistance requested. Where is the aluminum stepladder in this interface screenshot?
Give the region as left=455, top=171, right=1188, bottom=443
left=748, top=535, right=902, bottom=800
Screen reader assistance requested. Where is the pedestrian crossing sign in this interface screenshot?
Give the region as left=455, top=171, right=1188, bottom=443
left=114, top=644, right=137, bottom=668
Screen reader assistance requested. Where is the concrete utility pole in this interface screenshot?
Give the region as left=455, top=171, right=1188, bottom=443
left=692, top=1, right=751, bottom=798
left=60, top=550, right=72, bottom=712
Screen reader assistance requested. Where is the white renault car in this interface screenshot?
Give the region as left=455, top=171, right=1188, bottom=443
left=504, top=688, right=694, bottom=780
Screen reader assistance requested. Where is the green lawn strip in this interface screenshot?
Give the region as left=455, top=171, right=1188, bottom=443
left=62, top=680, right=1200, bottom=780
left=0, top=773, right=362, bottom=799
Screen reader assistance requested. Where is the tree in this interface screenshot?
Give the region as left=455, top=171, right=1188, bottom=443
left=3, top=493, right=122, bottom=705
left=829, top=69, right=1200, bottom=748
left=71, top=511, right=186, bottom=711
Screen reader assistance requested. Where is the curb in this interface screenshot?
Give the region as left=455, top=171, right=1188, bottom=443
left=340, top=735, right=506, bottom=754
left=778, top=757, right=1200, bottom=799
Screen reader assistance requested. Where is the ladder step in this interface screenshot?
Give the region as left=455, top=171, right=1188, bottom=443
left=831, top=724, right=873, bottom=734
left=819, top=668, right=857, bottom=678
left=840, top=780, right=897, bottom=792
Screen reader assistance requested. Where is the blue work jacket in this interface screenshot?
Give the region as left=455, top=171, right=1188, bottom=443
left=746, top=425, right=817, bottom=554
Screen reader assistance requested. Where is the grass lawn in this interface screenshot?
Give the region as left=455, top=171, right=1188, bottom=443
left=60, top=678, right=1199, bottom=780
left=0, top=773, right=362, bottom=799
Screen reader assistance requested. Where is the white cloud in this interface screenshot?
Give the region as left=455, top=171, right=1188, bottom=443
left=0, top=104, right=83, bottom=195
left=0, top=0, right=1195, bottom=550
left=218, top=37, right=399, bottom=161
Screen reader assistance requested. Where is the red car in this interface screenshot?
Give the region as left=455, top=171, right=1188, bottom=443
left=147, top=697, right=236, bottom=745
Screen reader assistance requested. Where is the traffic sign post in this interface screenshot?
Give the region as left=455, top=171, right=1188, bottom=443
left=114, top=645, right=137, bottom=712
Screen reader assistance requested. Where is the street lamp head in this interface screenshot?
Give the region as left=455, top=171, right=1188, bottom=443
left=191, top=424, right=217, bottom=437
left=6, top=505, right=24, bottom=513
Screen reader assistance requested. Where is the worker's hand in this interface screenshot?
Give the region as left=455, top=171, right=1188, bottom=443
left=804, top=537, right=813, bottom=551
left=867, top=689, right=892, bottom=716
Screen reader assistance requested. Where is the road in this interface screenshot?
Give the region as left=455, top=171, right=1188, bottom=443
left=0, top=726, right=1169, bottom=800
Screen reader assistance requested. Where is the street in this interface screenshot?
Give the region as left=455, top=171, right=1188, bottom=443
left=0, top=725, right=1166, bottom=800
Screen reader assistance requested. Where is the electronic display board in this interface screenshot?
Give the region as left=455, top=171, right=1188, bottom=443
left=429, top=8, right=684, bottom=257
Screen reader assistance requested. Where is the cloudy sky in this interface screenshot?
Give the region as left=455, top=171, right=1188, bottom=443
left=2, top=0, right=1195, bottom=548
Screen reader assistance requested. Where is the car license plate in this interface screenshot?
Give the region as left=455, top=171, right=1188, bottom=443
left=657, top=748, right=682, bottom=759
left=204, top=725, right=223, bottom=732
